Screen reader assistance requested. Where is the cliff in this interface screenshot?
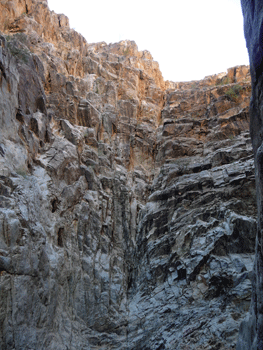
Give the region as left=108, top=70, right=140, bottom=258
left=0, top=1, right=255, bottom=349
left=237, top=1, right=263, bottom=349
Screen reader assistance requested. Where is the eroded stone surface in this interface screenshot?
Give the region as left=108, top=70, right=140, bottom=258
left=0, top=0, right=256, bottom=349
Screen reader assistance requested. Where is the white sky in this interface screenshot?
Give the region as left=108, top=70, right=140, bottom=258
left=48, top=0, right=249, bottom=82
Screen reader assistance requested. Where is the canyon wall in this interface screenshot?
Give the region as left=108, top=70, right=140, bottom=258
left=238, top=1, right=263, bottom=349
left=0, top=0, right=256, bottom=349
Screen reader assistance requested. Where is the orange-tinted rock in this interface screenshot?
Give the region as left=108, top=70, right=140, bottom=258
left=0, top=1, right=255, bottom=349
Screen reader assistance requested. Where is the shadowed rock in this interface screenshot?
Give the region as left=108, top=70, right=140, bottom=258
left=237, top=1, right=263, bottom=349
left=0, top=0, right=256, bottom=349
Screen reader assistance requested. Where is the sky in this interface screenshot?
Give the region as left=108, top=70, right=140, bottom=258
left=47, top=0, right=249, bottom=82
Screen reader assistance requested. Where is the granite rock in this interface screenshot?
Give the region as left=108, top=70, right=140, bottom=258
left=0, top=0, right=256, bottom=349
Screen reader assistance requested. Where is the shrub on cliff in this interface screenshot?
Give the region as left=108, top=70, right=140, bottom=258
left=225, top=84, right=243, bottom=101
left=5, top=33, right=31, bottom=63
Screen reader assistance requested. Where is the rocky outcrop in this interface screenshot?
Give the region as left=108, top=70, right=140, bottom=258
left=0, top=0, right=256, bottom=349
left=237, top=1, right=263, bottom=349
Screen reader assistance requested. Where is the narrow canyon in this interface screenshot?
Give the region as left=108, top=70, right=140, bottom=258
left=0, top=0, right=257, bottom=349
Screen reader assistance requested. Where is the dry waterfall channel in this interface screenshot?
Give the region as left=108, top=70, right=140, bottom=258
left=0, top=0, right=256, bottom=349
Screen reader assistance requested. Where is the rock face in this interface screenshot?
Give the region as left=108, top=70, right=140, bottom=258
left=237, top=1, right=263, bottom=349
left=0, top=0, right=256, bottom=349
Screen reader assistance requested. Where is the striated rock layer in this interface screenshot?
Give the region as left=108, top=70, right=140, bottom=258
left=0, top=0, right=256, bottom=349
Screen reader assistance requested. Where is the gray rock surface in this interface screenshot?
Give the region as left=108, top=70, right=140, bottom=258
left=0, top=1, right=256, bottom=349
left=237, top=1, right=263, bottom=349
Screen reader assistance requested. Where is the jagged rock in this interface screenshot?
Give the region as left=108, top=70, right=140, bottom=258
left=0, top=0, right=256, bottom=349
